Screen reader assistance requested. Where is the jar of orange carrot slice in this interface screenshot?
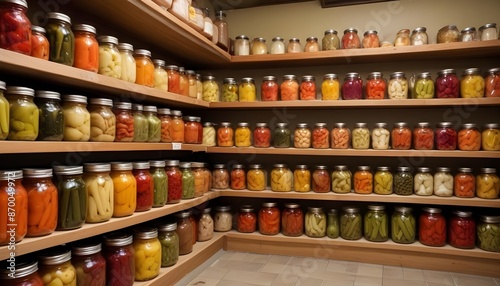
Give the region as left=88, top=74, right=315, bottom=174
left=454, top=168, right=475, bottom=198
left=312, top=123, right=329, bottom=149
left=458, top=123, right=481, bottom=151
left=237, top=206, right=256, bottom=233
left=230, top=164, right=246, bottom=190
left=259, top=202, right=280, bottom=235
left=73, top=24, right=98, bottom=72
left=391, top=122, right=412, bottom=150
left=354, top=166, right=373, bottom=194
left=413, top=122, right=434, bottom=150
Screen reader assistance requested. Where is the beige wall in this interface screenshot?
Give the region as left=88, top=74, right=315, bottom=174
left=223, top=0, right=500, bottom=45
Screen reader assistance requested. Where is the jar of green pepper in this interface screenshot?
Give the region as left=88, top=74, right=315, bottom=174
left=158, top=222, right=179, bottom=267
left=477, top=215, right=500, bottom=252
left=180, top=162, right=195, bottom=199
left=273, top=122, right=290, bottom=148
left=391, top=206, right=415, bottom=244
left=35, top=90, right=64, bottom=141
left=364, top=205, right=388, bottom=242
left=340, top=206, right=362, bottom=240
left=394, top=167, right=413, bottom=195
left=53, top=165, right=86, bottom=230
left=45, top=12, right=74, bottom=66
left=6, top=86, right=39, bottom=141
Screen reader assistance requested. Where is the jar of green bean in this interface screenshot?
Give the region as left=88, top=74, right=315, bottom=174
left=305, top=207, right=326, bottom=238
left=132, top=104, right=149, bottom=142
left=394, top=167, right=413, bottom=195
left=158, top=222, right=179, bottom=267
left=391, top=206, right=415, bottom=244
left=327, top=209, right=339, bottom=238
left=149, top=160, right=167, bottom=207
left=180, top=162, right=195, bottom=199
left=477, top=215, right=500, bottom=252
left=144, top=106, right=161, bottom=142
left=340, top=207, right=362, bottom=240
left=364, top=205, right=388, bottom=242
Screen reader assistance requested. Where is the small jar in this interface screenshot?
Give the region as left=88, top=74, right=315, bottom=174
left=103, top=233, right=135, bottom=285
left=294, top=123, right=311, bottom=148
left=477, top=215, right=500, bottom=252
left=274, top=123, right=291, bottom=148
left=166, top=65, right=181, bottom=94
left=184, top=116, right=202, bottom=144
left=144, top=106, right=161, bottom=142
left=449, top=211, right=475, bottom=249
left=230, top=164, right=246, bottom=190
left=374, top=166, right=393, bottom=195
left=435, top=122, right=457, bottom=150
left=202, top=76, right=220, bottom=102
left=476, top=168, right=499, bottom=199
left=110, top=162, right=137, bottom=217
left=270, top=37, right=285, bottom=54
left=454, top=168, right=475, bottom=198
left=461, top=68, right=485, bottom=98
left=461, top=27, right=477, bottom=42
left=175, top=211, right=194, bottom=254
left=170, top=110, right=185, bottom=143
left=234, top=35, right=250, bottom=56
left=114, top=102, right=134, bottom=142
left=312, top=123, right=329, bottom=148
left=247, top=164, right=266, bottom=191
left=479, top=23, right=498, bottom=41
left=198, top=207, right=214, bottom=241
left=388, top=72, right=408, bottom=99
left=437, top=24, right=460, bottom=43
left=365, top=72, right=386, bottom=99
left=419, top=207, right=446, bottom=247
left=305, top=207, right=326, bottom=238
left=362, top=30, right=379, bottom=48
left=180, top=162, right=195, bottom=199
left=38, top=248, right=77, bottom=286
left=217, top=122, right=234, bottom=146
left=261, top=76, right=278, bottom=101
left=97, top=35, right=121, bottom=78
left=304, top=36, right=320, bottom=52
left=132, top=104, right=148, bottom=142
left=222, top=77, right=238, bottom=102
left=0, top=81, right=7, bottom=140
left=239, top=77, right=256, bottom=102
left=391, top=122, right=411, bottom=150
left=322, top=29, right=340, bottom=50
left=321, top=73, right=340, bottom=100
left=187, top=70, right=197, bottom=98
left=254, top=122, right=271, bottom=148
left=132, top=162, right=153, bottom=212
left=71, top=241, right=106, bottom=286
left=89, top=98, right=116, bottom=142
left=0, top=170, right=27, bottom=244
left=153, top=59, right=169, bottom=91
left=212, top=164, right=229, bottom=189
left=354, top=166, right=373, bottom=194
left=6, top=86, right=39, bottom=141
left=394, top=29, right=410, bottom=46
left=280, top=75, right=299, bottom=100
left=340, top=207, right=362, bottom=240
left=342, top=72, right=363, bottom=100
left=327, top=209, right=339, bottom=239
left=82, top=163, right=114, bottom=222
left=0, top=260, right=43, bottom=285
left=53, top=166, right=86, bottom=230
left=237, top=206, right=257, bottom=233
left=73, top=24, right=98, bottom=72
left=30, top=25, right=49, bottom=60
left=394, top=167, right=413, bottom=196
left=458, top=123, right=481, bottom=151
left=342, top=28, right=361, bottom=49
left=158, top=108, right=172, bottom=143
left=166, top=160, right=182, bottom=203
left=410, top=27, right=428, bottom=45
left=414, top=167, right=433, bottom=196
left=150, top=160, right=167, bottom=207
left=214, top=206, right=232, bottom=232
left=312, top=165, right=330, bottom=193
left=485, top=67, right=500, bottom=97
left=352, top=122, right=369, bottom=149
left=287, top=38, right=302, bottom=53
left=203, top=122, right=216, bottom=146
left=158, top=222, right=179, bottom=267
left=413, top=122, right=434, bottom=150
left=413, top=72, right=434, bottom=99
left=46, top=12, right=74, bottom=65
left=271, top=164, right=292, bottom=192
left=118, top=43, right=137, bottom=83
left=331, top=123, right=350, bottom=149
left=332, top=165, right=352, bottom=194
left=371, top=122, right=390, bottom=150
left=299, top=75, right=316, bottom=100
left=251, top=37, right=267, bottom=55
left=259, top=202, right=280, bottom=235
left=0, top=0, right=31, bottom=55
left=35, top=91, right=64, bottom=141
left=282, top=203, right=304, bottom=236
left=294, top=165, right=311, bottom=192
left=178, top=67, right=189, bottom=96
left=391, top=206, right=416, bottom=244
left=482, top=123, right=500, bottom=151
left=364, top=205, right=388, bottom=242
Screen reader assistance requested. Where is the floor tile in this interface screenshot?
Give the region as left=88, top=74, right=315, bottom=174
left=222, top=269, right=278, bottom=286
left=354, top=262, right=383, bottom=269
left=346, top=264, right=359, bottom=275
left=187, top=277, right=220, bottom=286
left=353, top=276, right=382, bottom=286
left=426, top=283, right=455, bottom=286
left=382, top=266, right=403, bottom=279
left=326, top=261, right=348, bottom=273
left=198, top=266, right=229, bottom=280
left=224, top=260, right=266, bottom=272
left=320, top=272, right=357, bottom=283
left=321, top=280, right=354, bottom=286
left=217, top=280, right=261, bottom=286
left=283, top=258, right=329, bottom=278
left=261, top=263, right=287, bottom=274
left=356, top=266, right=382, bottom=278
left=381, top=278, right=426, bottom=286
left=494, top=278, right=500, bottom=286
left=423, top=270, right=455, bottom=285
left=240, top=252, right=271, bottom=263
left=268, top=255, right=292, bottom=265
left=230, top=252, right=249, bottom=261
left=451, top=273, right=497, bottom=286
left=270, top=274, right=299, bottom=286
left=211, top=258, right=230, bottom=268
left=294, top=277, right=323, bottom=286
left=403, top=268, right=425, bottom=281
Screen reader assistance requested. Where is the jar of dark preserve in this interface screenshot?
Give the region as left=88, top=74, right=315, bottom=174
left=0, top=260, right=43, bottom=286
left=0, top=0, right=31, bottom=55
left=435, top=122, right=457, bottom=150
left=103, top=232, right=135, bottom=286
left=435, top=69, right=459, bottom=98
left=132, top=161, right=153, bottom=212
left=71, top=241, right=106, bottom=286
left=274, top=123, right=291, bottom=148
left=419, top=207, right=446, bottom=247
left=282, top=203, right=304, bottom=237
left=158, top=222, right=179, bottom=267
left=175, top=211, right=193, bottom=255
left=259, top=202, right=280, bottom=235
left=342, top=72, right=363, bottom=100
left=53, top=165, right=86, bottom=230
left=449, top=210, right=475, bottom=249
left=36, top=90, right=64, bottom=141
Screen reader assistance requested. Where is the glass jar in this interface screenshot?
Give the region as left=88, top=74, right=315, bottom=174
left=449, top=211, right=475, bottom=249
left=300, top=75, right=316, bottom=100
left=326, top=209, right=339, bottom=239
left=118, top=43, right=136, bottom=83
left=479, top=23, right=498, bottom=41
left=89, top=98, right=116, bottom=142
left=0, top=0, right=31, bottom=54
left=261, top=76, right=278, bottom=101
left=184, top=116, right=202, bottom=144
left=394, top=29, right=410, bottom=46
left=202, top=122, right=216, bottom=146
left=437, top=24, right=460, bottom=43
left=253, top=122, right=271, bottom=148
left=274, top=123, right=291, bottom=148
left=53, top=166, right=86, bottom=230
left=454, top=167, right=475, bottom=198
left=482, top=123, right=500, bottom=151
left=239, top=77, right=256, bottom=102
left=391, top=206, right=415, bottom=244
left=30, top=25, right=49, bottom=60
left=202, top=75, right=220, bottom=102
left=251, top=37, right=267, bottom=55
left=234, top=35, right=250, bottom=56
left=391, top=122, right=411, bottom=150
left=0, top=260, right=43, bottom=285
left=413, top=122, right=434, bottom=150
left=222, top=77, right=238, bottom=102
left=476, top=168, right=499, bottom=199
left=35, top=91, right=63, bottom=141
left=0, top=170, right=27, bottom=244
left=312, top=165, right=330, bottom=193
left=165, top=160, right=182, bottom=203
left=461, top=68, right=485, bottom=98
left=213, top=11, right=228, bottom=50
left=364, top=205, right=388, bottom=242
left=46, top=12, right=74, bottom=65
left=158, top=222, right=179, bottom=267
left=166, top=65, right=180, bottom=94
left=394, top=167, right=413, bottom=196
left=82, top=163, right=113, bottom=222
left=202, top=163, right=212, bottom=194
left=175, top=211, right=194, bottom=254
left=280, top=75, right=299, bottom=100
left=419, top=207, right=446, bottom=247
left=331, top=123, right=350, bottom=149
left=247, top=164, right=266, bottom=191
left=0, top=81, right=7, bottom=140
left=132, top=104, right=148, bottom=142
left=113, top=102, right=134, bottom=142
left=365, top=72, right=386, bottom=99
left=322, top=29, right=340, bottom=50
left=321, top=73, right=340, bottom=100
left=413, top=72, right=434, bottom=99
left=374, top=166, right=393, bottom=195
left=294, top=123, right=311, bottom=148
left=271, top=164, right=292, bottom=192
left=132, top=227, right=161, bottom=281
left=192, top=162, right=205, bottom=197
left=340, top=207, right=362, bottom=240
left=158, top=108, right=172, bottom=143
left=294, top=165, right=310, bottom=192
left=410, top=27, right=428, bottom=45
left=435, top=69, right=459, bottom=98
left=38, top=248, right=77, bottom=286
left=214, top=206, right=232, bottom=232
left=153, top=59, right=169, bottom=91
left=342, top=72, right=363, bottom=100
left=485, top=67, right=500, bottom=97
left=477, top=215, right=500, bottom=252
left=237, top=206, right=256, bottom=233
left=62, top=94, right=90, bottom=141
left=72, top=24, right=98, bottom=72
left=103, top=233, right=135, bottom=285
left=259, top=202, right=280, bottom=235
left=131, top=162, right=154, bottom=213
left=270, top=36, right=285, bottom=54
left=179, top=67, right=189, bottom=96
left=217, top=122, right=234, bottom=146
left=198, top=207, right=214, bottom=241
left=187, top=70, right=197, bottom=98
left=287, top=38, right=302, bottom=53
left=371, top=122, right=389, bottom=150
left=230, top=164, right=245, bottom=190
left=149, top=160, right=167, bottom=207
left=332, top=165, right=352, bottom=194
left=352, top=122, right=369, bottom=149
left=354, top=166, right=373, bottom=194
left=460, top=27, right=477, bottom=42
left=414, top=167, right=433, bottom=196
left=458, top=123, right=481, bottom=151
left=304, top=36, right=320, bottom=52
left=212, top=164, right=229, bottom=189
left=305, top=207, right=326, bottom=238
left=196, top=73, right=203, bottom=99
left=71, top=241, right=106, bottom=286
left=110, top=162, right=136, bottom=217
left=170, top=110, right=184, bottom=143
left=281, top=203, right=303, bottom=237
left=388, top=72, right=408, bottom=99
left=6, top=86, right=38, bottom=140
left=362, top=30, right=379, bottom=48
left=97, top=35, right=121, bottom=78
left=342, top=28, right=360, bottom=49
left=144, top=106, right=161, bottom=142
left=435, top=122, right=457, bottom=150
left=180, top=162, right=195, bottom=199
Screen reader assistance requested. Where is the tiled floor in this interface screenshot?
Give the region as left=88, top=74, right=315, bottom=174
left=177, top=251, right=500, bottom=286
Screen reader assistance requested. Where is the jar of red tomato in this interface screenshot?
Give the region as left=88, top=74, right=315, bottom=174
left=237, top=205, right=257, bottom=233
left=261, top=76, right=278, bottom=101
left=282, top=203, right=304, bottom=237
left=435, top=69, right=459, bottom=98
left=103, top=232, right=135, bottom=286
left=300, top=75, right=316, bottom=100
left=435, top=122, right=457, bottom=150
left=253, top=123, right=271, bottom=148
left=413, top=122, right=434, bottom=150
left=448, top=210, right=475, bottom=249
left=259, top=202, right=280, bottom=235
left=0, top=0, right=31, bottom=55
left=132, top=162, right=153, bottom=212
left=342, top=72, right=363, bottom=100
left=419, top=207, right=446, bottom=247
left=0, top=260, right=43, bottom=285
left=165, top=160, right=182, bottom=203
left=71, top=241, right=106, bottom=286
left=342, top=28, right=361, bottom=49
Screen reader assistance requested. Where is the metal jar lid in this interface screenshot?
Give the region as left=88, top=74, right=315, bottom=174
left=1, top=0, right=28, bottom=9
left=283, top=75, right=297, bottom=81
left=132, top=161, right=150, bottom=170
left=367, top=205, right=385, bottom=211
left=484, top=123, right=499, bottom=129
left=165, top=160, right=179, bottom=167
left=412, top=27, right=427, bottom=33
left=153, top=59, right=165, bottom=67
left=97, top=35, right=118, bottom=46
left=461, top=27, right=476, bottom=33
left=158, top=222, right=177, bottom=232
left=178, top=67, right=185, bottom=73
left=437, top=122, right=453, bottom=128
left=296, top=123, right=309, bottom=128
left=422, top=207, right=441, bottom=214
left=215, top=206, right=231, bottom=212
left=240, top=206, right=255, bottom=212
left=262, top=202, right=277, bottom=208
left=39, top=247, right=72, bottom=265
left=315, top=165, right=328, bottom=170
left=342, top=206, right=360, bottom=213
left=437, top=69, right=456, bottom=76
left=357, top=166, right=371, bottom=171
left=417, top=72, right=431, bottom=79
left=345, top=72, right=360, bottom=79
left=133, top=227, right=158, bottom=240
left=103, top=232, right=133, bottom=246
left=324, top=29, right=338, bottom=35
left=117, top=43, right=134, bottom=52
left=308, top=207, right=324, bottom=213
left=236, top=35, right=249, bottom=40
left=171, top=110, right=182, bottom=117
left=354, top=123, right=367, bottom=128
left=377, top=166, right=390, bottom=172
left=0, top=170, right=22, bottom=180
left=110, top=162, right=133, bottom=171
left=334, top=165, right=349, bottom=171
left=0, top=260, right=37, bottom=279
left=31, top=25, right=46, bottom=34
left=487, top=67, right=500, bottom=74
left=262, top=76, right=276, bottom=81
left=457, top=167, right=472, bottom=173
left=232, top=164, right=244, bottom=169
left=460, top=123, right=477, bottom=129
left=202, top=207, right=211, bottom=214
left=462, top=68, right=480, bottom=75
left=301, top=75, right=315, bottom=81
left=143, top=105, right=157, bottom=113
left=453, top=210, right=472, bottom=218
left=90, top=98, right=113, bottom=107
left=184, top=116, right=199, bottom=122
left=289, top=38, right=300, bottom=43
left=223, top=77, right=237, bottom=84
left=53, top=166, right=83, bottom=175
left=166, top=65, right=178, bottom=71
left=72, top=24, right=96, bottom=34
left=416, top=122, right=430, bottom=128
left=46, top=12, right=71, bottom=25
left=203, top=75, right=216, bottom=81
left=417, top=167, right=431, bottom=173
left=328, top=209, right=338, bottom=215
left=191, top=162, right=205, bottom=168
left=368, top=72, right=383, bottom=79
left=175, top=210, right=192, bottom=218
left=256, top=123, right=268, bottom=128
left=157, top=108, right=171, bottom=116
left=237, top=122, right=249, bottom=127
left=374, top=122, right=387, bottom=128
left=203, top=122, right=214, bottom=127
left=272, top=36, right=284, bottom=42
left=276, top=122, right=288, bottom=128
left=241, top=77, right=254, bottom=83
left=284, top=203, right=301, bottom=209
left=132, top=104, right=143, bottom=111
left=134, top=49, right=151, bottom=57
left=220, top=122, right=232, bottom=127
left=149, top=160, right=166, bottom=168
left=295, top=165, right=308, bottom=170
left=323, top=73, right=338, bottom=80
left=6, top=86, right=35, bottom=97
left=114, top=102, right=132, bottom=110
left=390, top=72, right=406, bottom=79
left=343, top=28, right=358, bottom=34
left=248, top=164, right=263, bottom=169
left=179, top=162, right=192, bottom=169
left=306, top=36, right=318, bottom=42
left=363, top=30, right=378, bottom=37
left=71, top=241, right=102, bottom=256
left=22, top=168, right=52, bottom=178
left=334, top=123, right=347, bottom=128
left=314, top=123, right=327, bottom=128
left=394, top=206, right=412, bottom=213
left=480, top=215, right=500, bottom=224
left=479, top=23, right=497, bottom=30
left=273, top=164, right=287, bottom=168
left=213, top=164, right=225, bottom=169
left=398, top=167, right=410, bottom=172
left=394, top=122, right=408, bottom=128
left=480, top=168, right=497, bottom=174
left=63, top=94, right=87, bottom=104
left=36, top=90, right=61, bottom=100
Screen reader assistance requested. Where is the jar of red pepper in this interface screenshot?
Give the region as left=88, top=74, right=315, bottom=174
left=419, top=207, right=446, bottom=247
left=365, top=72, right=386, bottom=99
left=254, top=123, right=271, bottom=148
left=230, top=164, right=246, bottom=190
left=342, top=28, right=361, bottom=49
left=342, top=72, right=363, bottom=100
left=282, top=203, right=304, bottom=237
left=261, top=76, right=278, bottom=101
left=103, top=232, right=135, bottom=286
left=259, top=202, right=280, bottom=235
left=0, top=0, right=31, bottom=55
left=413, top=122, right=434, bottom=150
left=237, top=205, right=257, bottom=233
left=184, top=116, right=202, bottom=144
left=165, top=160, right=182, bottom=203
left=435, top=69, right=459, bottom=98
left=31, top=25, right=49, bottom=60
left=73, top=24, right=99, bottom=73
left=300, top=75, right=316, bottom=100
left=132, top=162, right=153, bottom=212
left=448, top=210, right=475, bottom=249
left=435, top=122, right=457, bottom=150
left=71, top=240, right=106, bottom=286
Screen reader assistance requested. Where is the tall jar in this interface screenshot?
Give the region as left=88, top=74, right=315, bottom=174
left=332, top=165, right=352, bottom=194
left=388, top=72, right=408, bottom=99
left=391, top=122, right=411, bottom=150
left=180, top=162, right=195, bottom=199
left=479, top=23, right=498, bottom=41
left=38, top=248, right=77, bottom=286
left=364, top=205, right=388, bottom=242
left=294, top=165, right=311, bottom=192
left=158, top=222, right=179, bottom=267
left=0, top=170, right=27, bottom=244
left=413, top=122, right=434, bottom=150
left=374, top=166, right=393, bottom=195
left=410, top=27, right=428, bottom=45
left=254, top=122, right=271, bottom=148
left=144, top=106, right=161, bottom=142
left=482, top=123, right=500, bottom=151
left=331, top=123, right=350, bottom=149
left=352, top=122, right=369, bottom=149
left=53, top=166, right=86, bottom=230
left=304, top=36, right=320, bottom=52
left=394, top=29, right=410, bottom=46
left=35, top=90, right=64, bottom=141
left=305, top=207, right=326, bottom=238
left=187, top=70, right=197, bottom=98
left=171, top=110, right=185, bottom=142
left=214, top=206, right=232, bottom=232
left=271, top=164, right=292, bottom=192
left=212, top=164, right=229, bottom=189
left=321, top=73, right=340, bottom=100
left=62, top=94, right=90, bottom=141
left=198, top=207, right=214, bottom=241
left=166, top=65, right=181, bottom=94
left=371, top=122, right=389, bottom=150
left=413, top=72, right=434, bottom=99
left=322, top=29, right=340, bottom=50
left=300, top=75, right=316, bottom=100
left=342, top=72, right=363, bottom=100
left=485, top=67, right=500, bottom=97
left=213, top=11, right=228, bottom=50
left=251, top=37, right=267, bottom=55
left=230, top=164, right=245, bottom=190
left=0, top=260, right=43, bottom=285
left=342, top=28, right=361, bottom=49
left=6, top=86, right=38, bottom=140
left=294, top=123, right=311, bottom=148
left=239, top=77, right=256, bottom=102
left=114, top=102, right=134, bottom=142
left=435, top=69, right=459, bottom=98
left=89, top=98, right=116, bottom=142
left=460, top=27, right=477, bottom=42
left=133, top=227, right=161, bottom=281
left=179, top=67, right=189, bottom=96
left=175, top=211, right=194, bottom=254
left=202, top=7, right=213, bottom=39
left=132, top=104, right=148, bottom=142
left=202, top=75, right=220, bottom=102
left=149, top=160, right=167, bottom=207
left=217, top=122, right=234, bottom=146
left=73, top=24, right=98, bottom=72
left=274, top=123, right=291, bottom=148
left=270, top=36, right=285, bottom=54
left=449, top=211, right=475, bottom=249
left=82, top=163, right=114, bottom=223
left=158, top=108, right=172, bottom=143
left=327, top=209, right=339, bottom=238
left=110, top=162, right=136, bottom=217
left=118, top=43, right=136, bottom=83
left=166, top=160, right=182, bottom=203
left=354, top=166, right=373, bottom=194
left=46, top=12, right=74, bottom=65
left=362, top=30, right=379, bottom=48
left=234, top=35, right=250, bottom=56
left=103, top=233, right=135, bottom=285
left=476, top=168, right=499, bottom=199
left=419, top=207, right=446, bottom=247
left=394, top=167, right=413, bottom=196
left=312, top=165, right=330, bottom=193
left=238, top=206, right=256, bottom=233
left=134, top=49, right=155, bottom=87
left=259, top=202, right=280, bottom=235
left=365, top=72, right=386, bottom=99
left=287, top=38, right=302, bottom=53
left=454, top=167, right=475, bottom=198
left=202, top=122, right=216, bottom=146
left=435, top=122, right=457, bottom=150
left=184, top=116, right=202, bottom=144
left=97, top=35, right=121, bottom=78
left=71, top=241, right=106, bottom=286
left=247, top=164, right=266, bottom=191
left=280, top=75, right=299, bottom=100
left=391, top=206, right=416, bottom=244
left=132, top=161, right=153, bottom=212
left=261, top=76, right=278, bottom=101
left=222, top=77, right=238, bottom=102
left=192, top=162, right=205, bottom=197
left=458, top=123, right=481, bottom=151
left=477, top=215, right=500, bottom=252
left=0, top=0, right=31, bottom=55
left=461, top=68, right=485, bottom=98
left=282, top=203, right=303, bottom=237
left=340, top=207, right=362, bottom=240
left=153, top=59, right=169, bottom=91
left=414, top=167, right=433, bottom=196
left=0, top=81, right=7, bottom=140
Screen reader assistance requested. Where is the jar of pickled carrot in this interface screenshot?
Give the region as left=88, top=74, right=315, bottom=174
left=321, top=73, right=340, bottom=100
left=38, top=247, right=77, bottom=286
left=391, top=122, right=411, bottom=150
left=153, top=59, right=168, bottom=91
left=294, top=165, right=311, bottom=192
left=485, top=67, right=500, bottom=97
left=435, top=69, right=459, bottom=98
left=184, top=116, right=202, bottom=144
left=31, top=25, right=49, bottom=60
left=179, top=67, right=189, bottom=96
left=342, top=72, right=363, bottom=100
left=354, top=166, right=373, bottom=194
left=312, top=123, right=329, bottom=148
left=0, top=170, right=27, bottom=244
left=237, top=206, right=256, bottom=233
left=235, top=122, right=251, bottom=147
left=22, top=168, right=57, bottom=237
left=217, top=122, right=234, bottom=146
left=294, top=123, right=311, bottom=148
left=132, top=162, right=153, bottom=212
left=212, top=164, right=229, bottom=189
left=259, top=202, right=280, bottom=235
left=239, top=77, right=256, bottom=102
left=282, top=203, right=304, bottom=237
left=280, top=75, right=299, bottom=100
left=0, top=260, right=43, bottom=285
left=191, top=162, right=205, bottom=197
left=312, top=165, right=330, bottom=193
left=261, top=76, right=278, bottom=101
left=230, top=164, right=245, bottom=190
left=435, top=122, right=457, bottom=150
left=158, top=108, right=172, bottom=143
left=365, top=72, right=386, bottom=99
left=134, top=49, right=154, bottom=87
left=454, top=168, right=475, bottom=198
left=449, top=210, right=475, bottom=249
left=110, top=162, right=137, bottom=217
left=0, top=0, right=31, bottom=55
left=132, top=104, right=148, bottom=142
left=476, top=168, right=499, bottom=199
left=342, top=28, right=361, bottom=49
left=460, top=68, right=485, bottom=98
left=331, top=123, right=350, bottom=149
left=300, top=75, right=316, bottom=100
left=413, top=122, right=434, bottom=150
left=53, top=166, right=86, bottom=230
left=82, top=163, right=113, bottom=222
left=458, top=123, right=481, bottom=151
left=482, top=123, right=500, bottom=151
left=113, top=102, right=134, bottom=142
left=419, top=207, right=446, bottom=247
left=247, top=164, right=266, bottom=191
left=165, top=160, right=182, bottom=203
left=254, top=123, right=271, bottom=148
left=73, top=24, right=98, bottom=72
left=71, top=240, right=106, bottom=286
left=170, top=110, right=185, bottom=143
left=166, top=65, right=181, bottom=94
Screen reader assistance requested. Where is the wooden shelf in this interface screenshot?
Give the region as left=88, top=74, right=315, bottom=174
left=0, top=192, right=219, bottom=260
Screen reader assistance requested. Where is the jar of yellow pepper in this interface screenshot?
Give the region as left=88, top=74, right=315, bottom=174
left=374, top=166, right=393, bottom=195
left=294, top=165, right=311, bottom=192
left=460, top=68, right=485, bottom=98
left=247, top=164, right=266, bottom=191
left=38, top=247, right=77, bottom=286
left=321, top=73, right=340, bottom=100
left=476, top=168, right=499, bottom=199
left=235, top=122, right=251, bottom=147
left=133, top=227, right=161, bottom=281
left=110, top=162, right=137, bottom=217
left=271, top=164, right=292, bottom=192
left=222, top=77, right=238, bottom=102
left=239, top=77, right=256, bottom=102
left=482, top=123, right=500, bottom=151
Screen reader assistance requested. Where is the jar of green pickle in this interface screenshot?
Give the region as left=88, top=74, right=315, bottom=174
left=413, top=72, right=434, bottom=99
left=305, top=207, right=326, bottom=238
left=6, top=86, right=39, bottom=141
left=364, top=205, right=388, bottom=242
left=394, top=167, right=413, bottom=195
left=327, top=209, right=339, bottom=238
left=222, top=78, right=238, bottom=102
left=239, top=77, right=256, bottom=102
left=180, top=162, right=195, bottom=199
left=45, top=12, right=75, bottom=66
left=158, top=222, right=179, bottom=267
left=202, top=76, right=219, bottom=102
left=391, top=206, right=416, bottom=244
left=477, top=215, right=500, bottom=252
left=132, top=104, right=148, bottom=142
left=35, top=90, right=64, bottom=141
left=374, top=166, right=393, bottom=195
left=149, top=160, right=167, bottom=207
left=53, top=166, right=86, bottom=230
left=331, top=165, right=352, bottom=194
left=340, top=207, right=362, bottom=240
left=0, top=81, right=7, bottom=140
left=143, top=106, right=161, bottom=142
left=273, top=123, right=291, bottom=148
